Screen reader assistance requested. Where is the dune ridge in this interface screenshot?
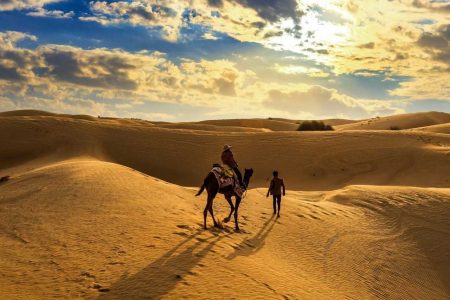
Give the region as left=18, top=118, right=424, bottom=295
left=335, top=111, right=450, bottom=131
left=412, top=122, right=450, bottom=134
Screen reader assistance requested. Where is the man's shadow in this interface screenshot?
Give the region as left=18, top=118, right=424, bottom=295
left=226, top=215, right=277, bottom=260
left=98, top=230, right=227, bottom=299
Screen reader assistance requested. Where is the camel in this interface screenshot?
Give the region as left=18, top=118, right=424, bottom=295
left=196, top=168, right=253, bottom=231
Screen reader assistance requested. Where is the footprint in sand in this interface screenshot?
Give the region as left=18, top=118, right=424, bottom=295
left=173, top=232, right=189, bottom=237
left=81, top=271, right=95, bottom=279
left=91, top=283, right=110, bottom=293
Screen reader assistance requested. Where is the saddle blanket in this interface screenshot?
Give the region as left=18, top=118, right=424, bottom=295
left=211, top=164, right=244, bottom=197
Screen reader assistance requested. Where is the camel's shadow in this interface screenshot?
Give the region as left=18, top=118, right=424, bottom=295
left=226, top=215, right=277, bottom=260
left=98, top=230, right=227, bottom=299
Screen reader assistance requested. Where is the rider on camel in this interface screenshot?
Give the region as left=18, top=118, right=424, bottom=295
left=221, top=144, right=244, bottom=188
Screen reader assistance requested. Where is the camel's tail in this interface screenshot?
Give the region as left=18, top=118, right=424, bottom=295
left=195, top=179, right=206, bottom=196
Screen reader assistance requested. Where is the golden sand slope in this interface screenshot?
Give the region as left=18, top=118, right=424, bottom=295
left=412, top=123, right=450, bottom=134
left=0, top=160, right=449, bottom=299
left=0, top=109, right=98, bottom=121
left=156, top=123, right=269, bottom=132
left=335, top=112, right=450, bottom=131
left=197, top=118, right=357, bottom=131
left=1, top=114, right=449, bottom=190
left=198, top=118, right=300, bottom=131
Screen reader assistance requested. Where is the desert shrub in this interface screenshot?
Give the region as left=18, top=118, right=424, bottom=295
left=389, top=125, right=401, bottom=130
left=297, top=121, right=334, bottom=131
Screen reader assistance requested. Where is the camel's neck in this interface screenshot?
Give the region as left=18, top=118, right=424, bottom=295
left=243, top=174, right=251, bottom=187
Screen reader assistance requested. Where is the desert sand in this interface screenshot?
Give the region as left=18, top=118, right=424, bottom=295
left=0, top=110, right=449, bottom=299
left=334, top=111, right=450, bottom=131
left=412, top=123, right=450, bottom=134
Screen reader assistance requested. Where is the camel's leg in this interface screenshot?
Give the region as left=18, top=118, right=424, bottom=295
left=234, top=196, right=242, bottom=231
left=208, top=200, right=219, bottom=227
left=203, top=198, right=209, bottom=230
left=223, top=195, right=234, bottom=223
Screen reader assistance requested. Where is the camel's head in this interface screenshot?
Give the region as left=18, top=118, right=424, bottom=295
left=243, top=168, right=254, bottom=188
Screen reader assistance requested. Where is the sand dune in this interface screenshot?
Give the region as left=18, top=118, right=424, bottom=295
left=412, top=123, right=450, bottom=134
left=320, top=118, right=360, bottom=126
left=1, top=114, right=449, bottom=190
left=198, top=118, right=300, bottom=131
left=239, top=117, right=358, bottom=127
left=0, top=109, right=58, bottom=117
left=0, top=160, right=449, bottom=299
left=0, top=109, right=98, bottom=121
left=335, top=111, right=450, bottom=131
left=1, top=111, right=450, bottom=299
left=156, top=123, right=268, bottom=132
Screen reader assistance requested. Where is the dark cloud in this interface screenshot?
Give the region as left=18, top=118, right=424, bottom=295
left=417, top=33, right=448, bottom=49
left=124, top=4, right=177, bottom=21
left=417, top=23, right=450, bottom=66
left=438, top=24, right=450, bottom=40
left=263, top=30, right=283, bottom=39
left=214, top=77, right=236, bottom=96
left=412, top=0, right=450, bottom=13
left=0, top=42, right=143, bottom=90
left=0, top=64, right=24, bottom=81
left=394, top=52, right=409, bottom=60
left=41, top=47, right=138, bottom=90
left=251, top=21, right=266, bottom=30
left=358, top=42, right=375, bottom=49
left=234, top=0, right=302, bottom=23
left=208, top=0, right=224, bottom=8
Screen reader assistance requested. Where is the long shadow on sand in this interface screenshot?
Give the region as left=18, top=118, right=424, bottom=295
left=98, top=230, right=227, bottom=299
left=226, top=215, right=277, bottom=260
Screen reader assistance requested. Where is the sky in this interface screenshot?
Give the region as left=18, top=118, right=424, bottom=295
left=0, top=0, right=449, bottom=121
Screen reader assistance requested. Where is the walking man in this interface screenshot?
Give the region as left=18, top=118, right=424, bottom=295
left=266, top=171, right=285, bottom=217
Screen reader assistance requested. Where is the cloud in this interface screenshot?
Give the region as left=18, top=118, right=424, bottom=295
left=0, top=25, right=440, bottom=120
left=0, top=32, right=259, bottom=116
left=81, top=0, right=303, bottom=43
left=0, top=96, right=17, bottom=111
left=416, top=24, right=450, bottom=69
left=26, top=8, right=74, bottom=19
left=0, top=0, right=74, bottom=19
left=84, top=1, right=181, bottom=41
left=207, top=0, right=224, bottom=8
left=411, top=0, right=450, bottom=13
left=274, top=64, right=330, bottom=77
left=0, top=0, right=60, bottom=11
left=202, top=32, right=219, bottom=40
left=264, top=85, right=403, bottom=118
left=390, top=75, right=450, bottom=100
left=234, top=0, right=301, bottom=23
left=417, top=32, right=448, bottom=49
left=0, top=31, right=37, bottom=48
left=358, top=42, right=375, bottom=49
